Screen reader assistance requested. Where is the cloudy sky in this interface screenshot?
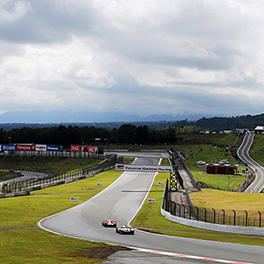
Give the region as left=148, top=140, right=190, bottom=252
left=0, top=0, right=264, bottom=122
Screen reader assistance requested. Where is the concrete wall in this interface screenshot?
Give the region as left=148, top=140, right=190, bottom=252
left=161, top=207, right=264, bottom=235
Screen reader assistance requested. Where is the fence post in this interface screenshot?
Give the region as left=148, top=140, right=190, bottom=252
left=163, top=179, right=168, bottom=210
left=189, top=206, right=192, bottom=219
left=204, top=208, right=207, bottom=222
left=212, top=208, right=216, bottom=223
left=258, top=211, right=262, bottom=228
left=173, top=202, right=176, bottom=215
left=244, top=210, right=248, bottom=227
left=233, top=209, right=236, bottom=226
left=222, top=209, right=225, bottom=225
left=179, top=204, right=181, bottom=217
left=196, top=206, right=199, bottom=221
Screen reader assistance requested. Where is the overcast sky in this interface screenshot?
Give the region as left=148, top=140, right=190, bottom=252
left=0, top=0, right=264, bottom=121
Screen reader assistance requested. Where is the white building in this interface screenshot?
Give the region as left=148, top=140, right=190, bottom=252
left=255, top=126, right=264, bottom=134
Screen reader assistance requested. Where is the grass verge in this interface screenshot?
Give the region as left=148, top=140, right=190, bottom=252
left=0, top=169, right=126, bottom=263
left=250, top=134, right=264, bottom=167
left=0, top=229, right=127, bottom=264
left=0, top=156, right=102, bottom=178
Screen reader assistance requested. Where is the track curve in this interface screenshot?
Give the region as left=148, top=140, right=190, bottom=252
left=38, top=156, right=264, bottom=263
left=237, top=134, right=264, bottom=193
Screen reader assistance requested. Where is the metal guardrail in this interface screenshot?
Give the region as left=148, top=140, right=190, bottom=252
left=162, top=180, right=264, bottom=228
left=0, top=150, right=104, bottom=159
left=0, top=157, right=117, bottom=197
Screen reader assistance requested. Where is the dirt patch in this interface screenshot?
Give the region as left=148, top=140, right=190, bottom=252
left=68, top=245, right=130, bottom=259
left=31, top=191, right=99, bottom=195
left=0, top=226, right=39, bottom=230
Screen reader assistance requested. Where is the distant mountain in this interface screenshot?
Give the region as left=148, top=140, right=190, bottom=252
left=0, top=110, right=208, bottom=123
left=0, top=110, right=263, bottom=131
left=193, top=113, right=264, bottom=130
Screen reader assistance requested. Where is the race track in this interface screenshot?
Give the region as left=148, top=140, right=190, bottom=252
left=237, top=134, right=264, bottom=193
left=39, top=156, right=264, bottom=264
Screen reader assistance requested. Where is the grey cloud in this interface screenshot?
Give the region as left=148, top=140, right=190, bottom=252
left=135, top=54, right=233, bottom=71
left=0, top=0, right=96, bottom=43
left=0, top=0, right=263, bottom=121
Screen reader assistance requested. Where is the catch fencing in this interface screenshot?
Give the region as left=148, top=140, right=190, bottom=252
left=0, top=151, right=104, bottom=159
left=0, top=156, right=117, bottom=197
left=163, top=180, right=264, bottom=228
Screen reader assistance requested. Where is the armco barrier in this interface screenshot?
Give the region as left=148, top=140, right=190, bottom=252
left=161, top=181, right=264, bottom=234
left=0, top=155, right=117, bottom=197
left=1, top=150, right=104, bottom=159
left=161, top=207, right=264, bottom=235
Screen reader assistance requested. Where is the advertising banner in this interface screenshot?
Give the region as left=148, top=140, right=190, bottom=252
left=115, top=164, right=172, bottom=173
left=70, top=145, right=82, bottom=152
left=16, top=144, right=36, bottom=151
left=47, top=145, right=61, bottom=152
left=2, top=144, right=16, bottom=151
left=36, top=144, right=47, bottom=152
left=83, top=146, right=98, bottom=153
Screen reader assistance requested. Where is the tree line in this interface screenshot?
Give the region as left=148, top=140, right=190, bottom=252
left=0, top=124, right=183, bottom=147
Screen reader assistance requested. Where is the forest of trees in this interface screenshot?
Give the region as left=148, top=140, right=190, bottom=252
left=0, top=124, right=183, bottom=147
left=0, top=113, right=262, bottom=147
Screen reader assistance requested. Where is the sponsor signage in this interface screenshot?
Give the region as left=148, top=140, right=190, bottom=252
left=36, top=144, right=47, bottom=152
left=70, top=145, right=82, bottom=152
left=83, top=146, right=98, bottom=153
left=47, top=145, right=61, bottom=152
left=147, top=199, right=156, bottom=204
left=16, top=144, right=36, bottom=151
left=71, top=145, right=98, bottom=153
left=2, top=144, right=16, bottom=151
left=115, top=164, right=172, bottom=173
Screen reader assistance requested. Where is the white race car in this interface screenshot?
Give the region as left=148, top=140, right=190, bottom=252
left=116, top=225, right=135, bottom=235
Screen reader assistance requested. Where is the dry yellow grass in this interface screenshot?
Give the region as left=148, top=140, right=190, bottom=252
left=190, top=189, right=264, bottom=217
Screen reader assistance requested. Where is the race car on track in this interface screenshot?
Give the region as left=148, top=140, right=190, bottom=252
left=102, top=219, right=117, bottom=227
left=116, top=225, right=135, bottom=234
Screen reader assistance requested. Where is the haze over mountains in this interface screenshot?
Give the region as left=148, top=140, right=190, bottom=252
left=0, top=111, right=263, bottom=131
left=0, top=111, right=210, bottom=124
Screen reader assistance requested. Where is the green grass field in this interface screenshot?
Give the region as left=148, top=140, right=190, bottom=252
left=177, top=133, right=237, bottom=146
left=0, top=156, right=102, bottom=178
left=250, top=134, right=264, bottom=166
left=172, top=144, right=245, bottom=191
left=0, top=169, right=125, bottom=263
left=104, top=133, right=238, bottom=150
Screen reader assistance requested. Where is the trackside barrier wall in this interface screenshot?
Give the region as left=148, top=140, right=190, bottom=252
left=161, top=180, right=264, bottom=234
left=0, top=156, right=117, bottom=198
left=0, top=151, right=104, bottom=159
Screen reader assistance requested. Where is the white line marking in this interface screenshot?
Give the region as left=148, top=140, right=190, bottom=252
left=131, top=247, right=254, bottom=264
left=128, top=157, right=162, bottom=225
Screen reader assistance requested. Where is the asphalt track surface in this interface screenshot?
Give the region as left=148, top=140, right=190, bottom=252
left=237, top=134, right=264, bottom=193
left=39, top=156, right=264, bottom=264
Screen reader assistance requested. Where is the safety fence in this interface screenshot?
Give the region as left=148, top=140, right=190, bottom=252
left=0, top=156, right=117, bottom=197
left=0, top=151, right=104, bottom=159
left=163, top=180, right=264, bottom=228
